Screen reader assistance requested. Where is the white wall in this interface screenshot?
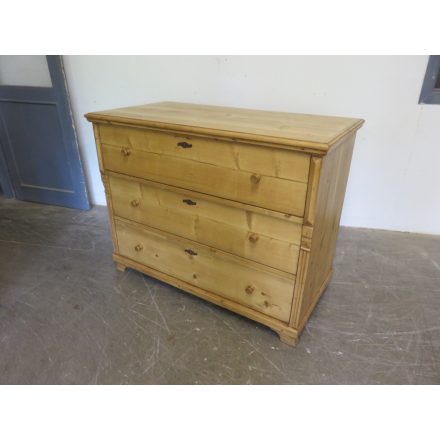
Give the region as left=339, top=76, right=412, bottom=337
left=63, top=56, right=440, bottom=235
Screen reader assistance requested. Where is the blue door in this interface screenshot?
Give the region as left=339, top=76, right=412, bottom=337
left=0, top=55, right=90, bottom=209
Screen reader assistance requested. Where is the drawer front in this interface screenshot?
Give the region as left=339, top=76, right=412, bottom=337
left=110, top=175, right=302, bottom=274
left=99, top=125, right=309, bottom=216
left=99, top=125, right=310, bottom=182
left=115, top=219, right=295, bottom=322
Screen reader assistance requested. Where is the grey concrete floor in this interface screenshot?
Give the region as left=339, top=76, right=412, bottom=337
left=0, top=197, right=439, bottom=384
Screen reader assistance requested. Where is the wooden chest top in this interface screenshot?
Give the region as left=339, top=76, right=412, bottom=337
left=86, top=101, right=364, bottom=152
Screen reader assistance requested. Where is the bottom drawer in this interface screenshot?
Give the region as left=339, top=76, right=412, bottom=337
left=115, top=219, right=295, bottom=322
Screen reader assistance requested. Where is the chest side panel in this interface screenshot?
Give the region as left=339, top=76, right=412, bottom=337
left=290, top=132, right=357, bottom=329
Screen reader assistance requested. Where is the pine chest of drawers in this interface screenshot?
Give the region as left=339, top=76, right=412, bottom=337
left=86, top=102, right=364, bottom=346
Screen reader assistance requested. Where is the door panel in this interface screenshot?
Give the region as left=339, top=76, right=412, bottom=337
left=1, top=102, right=73, bottom=190
left=0, top=55, right=90, bottom=209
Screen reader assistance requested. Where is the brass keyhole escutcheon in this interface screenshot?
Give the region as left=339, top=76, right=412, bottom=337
left=182, top=199, right=197, bottom=206
left=248, top=233, right=259, bottom=243
left=134, top=243, right=143, bottom=252
left=120, top=147, right=132, bottom=156
left=131, top=199, right=140, bottom=207
left=177, top=141, right=192, bottom=149
left=250, top=174, right=261, bottom=184
left=184, top=248, right=198, bottom=256
left=245, top=285, right=255, bottom=295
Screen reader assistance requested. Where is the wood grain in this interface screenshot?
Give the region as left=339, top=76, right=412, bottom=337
left=92, top=125, right=119, bottom=253
left=110, top=174, right=302, bottom=274
left=114, top=218, right=295, bottom=322
left=112, top=252, right=299, bottom=345
left=290, top=133, right=357, bottom=328
left=99, top=124, right=310, bottom=182
left=101, top=142, right=308, bottom=216
left=86, top=102, right=364, bottom=346
left=106, top=170, right=304, bottom=224
left=86, top=101, right=364, bottom=152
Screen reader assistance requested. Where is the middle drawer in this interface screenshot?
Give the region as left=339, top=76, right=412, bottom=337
left=109, top=174, right=302, bottom=274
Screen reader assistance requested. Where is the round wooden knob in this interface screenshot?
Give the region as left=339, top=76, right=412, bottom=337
left=130, top=199, right=140, bottom=207
left=121, top=147, right=131, bottom=156
left=134, top=243, right=143, bottom=252
left=249, top=233, right=259, bottom=243
left=250, top=174, right=261, bottom=184
left=245, top=285, right=255, bottom=295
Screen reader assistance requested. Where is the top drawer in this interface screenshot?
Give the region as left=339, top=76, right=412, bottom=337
left=99, top=125, right=310, bottom=217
